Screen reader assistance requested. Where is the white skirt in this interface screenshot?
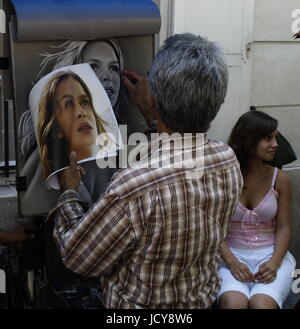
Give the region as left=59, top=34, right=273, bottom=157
left=218, top=245, right=296, bottom=308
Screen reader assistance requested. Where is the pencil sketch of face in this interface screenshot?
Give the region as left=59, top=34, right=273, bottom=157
left=82, top=41, right=121, bottom=108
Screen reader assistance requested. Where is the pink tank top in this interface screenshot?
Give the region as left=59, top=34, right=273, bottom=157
left=226, top=168, right=278, bottom=249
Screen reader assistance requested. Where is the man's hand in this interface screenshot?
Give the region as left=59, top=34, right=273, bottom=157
left=122, top=70, right=153, bottom=125
left=254, top=259, right=279, bottom=284
left=293, top=31, right=300, bottom=39
left=59, top=152, right=86, bottom=191
left=229, top=259, right=255, bottom=282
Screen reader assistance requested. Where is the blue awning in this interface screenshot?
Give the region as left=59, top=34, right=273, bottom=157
left=10, top=0, right=161, bottom=41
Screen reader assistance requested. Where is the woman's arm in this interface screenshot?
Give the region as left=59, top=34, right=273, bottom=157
left=271, top=170, right=292, bottom=265
left=221, top=241, right=255, bottom=282
left=0, top=227, right=34, bottom=246
left=255, top=170, right=292, bottom=283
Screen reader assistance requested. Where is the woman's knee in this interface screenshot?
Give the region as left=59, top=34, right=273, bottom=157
left=249, top=294, right=278, bottom=309
left=218, top=291, right=249, bottom=309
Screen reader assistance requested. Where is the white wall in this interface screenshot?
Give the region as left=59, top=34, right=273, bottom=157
left=156, top=0, right=300, bottom=167
left=158, top=0, right=255, bottom=143
left=251, top=0, right=300, bottom=167
left=153, top=0, right=173, bottom=49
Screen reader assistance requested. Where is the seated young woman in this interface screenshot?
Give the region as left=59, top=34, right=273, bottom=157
left=218, top=110, right=296, bottom=309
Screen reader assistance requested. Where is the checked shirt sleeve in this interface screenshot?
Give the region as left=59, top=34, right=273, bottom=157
left=50, top=189, right=136, bottom=277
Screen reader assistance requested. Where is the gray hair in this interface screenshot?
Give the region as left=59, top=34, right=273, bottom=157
left=148, top=33, right=228, bottom=133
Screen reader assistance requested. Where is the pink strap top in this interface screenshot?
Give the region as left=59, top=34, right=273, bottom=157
left=226, top=167, right=278, bottom=249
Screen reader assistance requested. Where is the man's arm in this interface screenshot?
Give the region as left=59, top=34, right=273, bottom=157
left=50, top=153, right=135, bottom=277
left=122, top=70, right=154, bottom=127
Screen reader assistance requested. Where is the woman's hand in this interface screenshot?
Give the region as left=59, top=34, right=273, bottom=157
left=229, top=260, right=255, bottom=282
left=254, top=259, right=279, bottom=284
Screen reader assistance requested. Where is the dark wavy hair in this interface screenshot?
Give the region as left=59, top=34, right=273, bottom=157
left=228, top=111, right=278, bottom=173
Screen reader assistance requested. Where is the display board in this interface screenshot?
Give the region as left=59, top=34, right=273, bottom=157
left=7, top=0, right=161, bottom=217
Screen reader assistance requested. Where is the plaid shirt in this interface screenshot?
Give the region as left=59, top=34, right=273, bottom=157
left=50, top=134, right=242, bottom=309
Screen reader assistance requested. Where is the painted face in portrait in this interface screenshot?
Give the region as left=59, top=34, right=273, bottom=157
left=82, top=41, right=121, bottom=108
left=54, top=76, right=98, bottom=160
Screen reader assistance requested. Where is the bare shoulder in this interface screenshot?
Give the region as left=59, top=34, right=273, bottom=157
left=275, top=168, right=291, bottom=192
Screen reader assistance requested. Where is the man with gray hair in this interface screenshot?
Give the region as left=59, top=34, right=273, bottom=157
left=49, top=33, right=243, bottom=309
